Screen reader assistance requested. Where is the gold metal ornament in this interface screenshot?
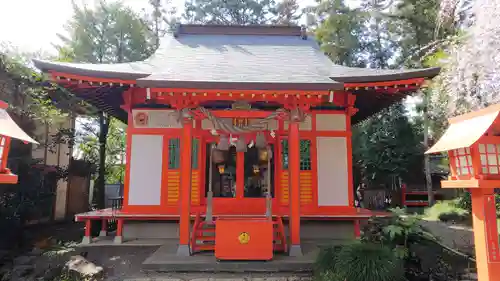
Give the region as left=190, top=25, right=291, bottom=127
left=253, top=165, right=260, bottom=174
left=238, top=232, right=250, bottom=244
left=218, top=164, right=225, bottom=174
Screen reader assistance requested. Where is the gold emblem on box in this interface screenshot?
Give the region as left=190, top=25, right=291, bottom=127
left=238, top=232, right=250, bottom=244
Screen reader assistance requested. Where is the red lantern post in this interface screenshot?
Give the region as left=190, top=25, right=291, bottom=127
left=427, top=104, right=500, bottom=281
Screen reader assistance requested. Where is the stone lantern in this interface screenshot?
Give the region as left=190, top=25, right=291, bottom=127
left=427, top=104, right=500, bottom=281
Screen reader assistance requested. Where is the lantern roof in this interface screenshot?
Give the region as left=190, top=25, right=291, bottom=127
left=426, top=103, right=500, bottom=154
left=0, top=101, right=38, bottom=144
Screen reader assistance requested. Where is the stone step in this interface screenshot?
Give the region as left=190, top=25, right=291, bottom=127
left=122, top=273, right=313, bottom=281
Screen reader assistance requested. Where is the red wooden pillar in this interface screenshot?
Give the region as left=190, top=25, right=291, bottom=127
left=82, top=219, right=91, bottom=244
left=177, top=119, right=193, bottom=256
left=99, top=219, right=107, bottom=237
left=288, top=121, right=302, bottom=256
left=114, top=219, right=124, bottom=244
left=470, top=188, right=500, bottom=281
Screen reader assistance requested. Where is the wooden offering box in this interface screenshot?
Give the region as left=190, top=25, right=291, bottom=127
left=215, top=217, right=274, bottom=261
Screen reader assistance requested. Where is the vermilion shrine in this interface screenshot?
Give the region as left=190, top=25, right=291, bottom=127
left=427, top=104, right=500, bottom=281
left=33, top=24, right=439, bottom=260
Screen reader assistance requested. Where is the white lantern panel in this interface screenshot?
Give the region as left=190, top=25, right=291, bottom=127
left=479, top=144, right=486, bottom=153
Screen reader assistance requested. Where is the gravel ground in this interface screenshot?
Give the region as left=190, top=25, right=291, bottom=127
left=420, top=220, right=475, bottom=256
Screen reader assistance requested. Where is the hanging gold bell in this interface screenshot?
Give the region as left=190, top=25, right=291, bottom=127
left=255, top=132, right=267, bottom=149
left=259, top=148, right=269, bottom=162
left=259, top=145, right=273, bottom=162
left=235, top=136, right=247, bottom=152
left=217, top=164, right=225, bottom=174
left=217, top=135, right=230, bottom=151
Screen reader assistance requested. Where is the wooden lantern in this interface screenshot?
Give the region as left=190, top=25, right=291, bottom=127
left=427, top=104, right=500, bottom=281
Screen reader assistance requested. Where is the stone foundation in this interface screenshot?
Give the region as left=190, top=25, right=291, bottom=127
left=123, top=220, right=354, bottom=241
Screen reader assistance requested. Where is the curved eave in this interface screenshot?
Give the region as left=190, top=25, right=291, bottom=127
left=136, top=79, right=345, bottom=91
left=32, top=59, right=150, bottom=81
left=332, top=67, right=441, bottom=84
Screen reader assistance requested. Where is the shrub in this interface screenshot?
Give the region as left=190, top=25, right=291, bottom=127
left=424, top=200, right=469, bottom=221
left=314, top=245, right=343, bottom=274
left=333, top=242, right=405, bottom=281
left=453, top=192, right=471, bottom=212
left=438, top=211, right=469, bottom=222
left=362, top=210, right=426, bottom=256
left=454, top=191, right=500, bottom=217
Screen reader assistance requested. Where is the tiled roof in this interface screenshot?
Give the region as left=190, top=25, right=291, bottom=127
left=33, top=24, right=439, bottom=91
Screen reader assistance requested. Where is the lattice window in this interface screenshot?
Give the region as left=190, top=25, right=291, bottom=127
left=168, top=138, right=180, bottom=169
left=192, top=138, right=199, bottom=169
left=281, top=140, right=289, bottom=170
left=479, top=144, right=500, bottom=174
left=300, top=140, right=311, bottom=170
left=168, top=138, right=199, bottom=169
left=281, top=139, right=311, bottom=171
left=453, top=147, right=473, bottom=175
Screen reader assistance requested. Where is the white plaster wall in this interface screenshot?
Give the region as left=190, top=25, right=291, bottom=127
left=284, top=115, right=312, bottom=131
left=316, top=114, right=346, bottom=131
left=128, top=135, right=163, bottom=205
left=316, top=137, right=349, bottom=206
left=132, top=109, right=182, bottom=128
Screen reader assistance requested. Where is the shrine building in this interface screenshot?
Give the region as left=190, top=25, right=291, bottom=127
left=33, top=24, right=439, bottom=259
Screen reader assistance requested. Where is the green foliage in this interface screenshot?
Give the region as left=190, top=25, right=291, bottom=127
left=452, top=192, right=500, bottom=217
left=56, top=1, right=154, bottom=63
left=424, top=200, right=469, bottom=221
left=75, top=118, right=125, bottom=184
left=437, top=211, right=469, bottom=223
left=270, top=0, right=302, bottom=25
left=315, top=242, right=404, bottom=281
left=334, top=242, right=405, bottom=281
left=0, top=163, right=65, bottom=250
left=146, top=0, right=178, bottom=48
left=454, top=192, right=472, bottom=212
left=361, top=210, right=429, bottom=254
left=314, top=245, right=343, bottom=274
left=353, top=103, right=423, bottom=187
left=184, top=0, right=275, bottom=25
left=312, top=0, right=366, bottom=67
left=57, top=1, right=152, bottom=197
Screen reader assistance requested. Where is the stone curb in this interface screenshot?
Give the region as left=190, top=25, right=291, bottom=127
left=122, top=277, right=313, bottom=281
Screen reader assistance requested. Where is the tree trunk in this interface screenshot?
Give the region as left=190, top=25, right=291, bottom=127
left=94, top=112, right=110, bottom=210
left=423, top=92, right=435, bottom=206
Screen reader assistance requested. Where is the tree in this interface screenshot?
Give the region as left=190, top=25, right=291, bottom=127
left=57, top=1, right=153, bottom=64
left=270, top=0, right=302, bottom=25
left=391, top=0, right=443, bottom=67
left=145, top=0, right=178, bottom=49
left=311, top=0, right=367, bottom=67
left=183, top=0, right=274, bottom=24
left=359, top=0, right=397, bottom=69
left=57, top=1, right=153, bottom=209
left=75, top=118, right=126, bottom=184
left=353, top=103, right=423, bottom=188
left=434, top=0, right=500, bottom=115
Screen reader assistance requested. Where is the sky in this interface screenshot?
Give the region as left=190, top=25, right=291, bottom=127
left=0, top=0, right=319, bottom=54
left=0, top=0, right=417, bottom=114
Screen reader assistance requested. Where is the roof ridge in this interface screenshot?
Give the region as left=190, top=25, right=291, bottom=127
left=175, top=24, right=304, bottom=37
